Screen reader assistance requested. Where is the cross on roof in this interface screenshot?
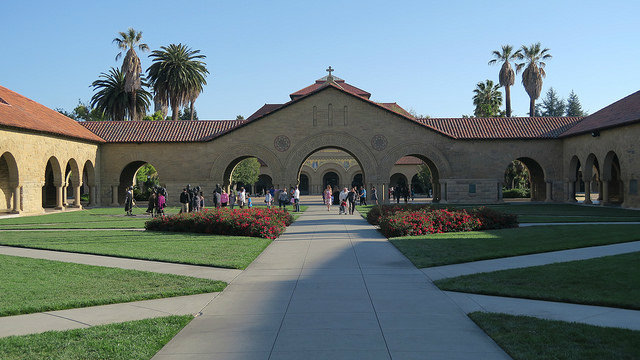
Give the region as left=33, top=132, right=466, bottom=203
left=326, top=66, right=334, bottom=77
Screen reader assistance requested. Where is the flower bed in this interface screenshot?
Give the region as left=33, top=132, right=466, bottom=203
left=145, top=208, right=294, bottom=239
left=375, top=206, right=518, bottom=238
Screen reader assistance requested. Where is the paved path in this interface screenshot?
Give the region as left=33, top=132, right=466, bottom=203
left=0, top=245, right=242, bottom=283
left=153, top=203, right=510, bottom=360
left=0, top=293, right=220, bottom=338
left=445, top=291, right=640, bottom=331
left=422, top=240, right=640, bottom=281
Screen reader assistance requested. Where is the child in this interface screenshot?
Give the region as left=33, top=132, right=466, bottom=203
left=264, top=191, right=272, bottom=209
left=247, top=194, right=253, bottom=208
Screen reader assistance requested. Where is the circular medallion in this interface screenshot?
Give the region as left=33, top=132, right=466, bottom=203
left=371, top=134, right=388, bottom=151
left=274, top=135, right=291, bottom=152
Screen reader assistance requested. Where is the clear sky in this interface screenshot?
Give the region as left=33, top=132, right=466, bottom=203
left=2, top=0, right=639, bottom=119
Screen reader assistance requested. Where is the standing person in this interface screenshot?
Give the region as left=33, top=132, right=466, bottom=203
left=293, top=185, right=300, bottom=212
left=221, top=189, right=229, bottom=207
left=264, top=190, right=272, bottom=209
left=179, top=188, right=189, bottom=213
left=278, top=187, right=288, bottom=210
left=410, top=187, right=415, bottom=203
left=389, top=186, right=394, bottom=203
left=193, top=192, right=201, bottom=212
left=146, top=190, right=156, bottom=215
left=338, top=187, right=349, bottom=215
left=157, top=190, right=166, bottom=216
left=237, top=187, right=246, bottom=208
left=395, top=186, right=402, bottom=204
left=323, top=185, right=332, bottom=212
left=403, top=185, right=409, bottom=204
left=213, top=189, right=222, bottom=208
left=359, top=186, right=367, bottom=206
left=229, top=189, right=236, bottom=209
left=247, top=194, right=253, bottom=208
left=371, top=186, right=379, bottom=206
left=199, top=191, right=205, bottom=210
left=124, top=187, right=134, bottom=216
left=347, top=187, right=357, bottom=215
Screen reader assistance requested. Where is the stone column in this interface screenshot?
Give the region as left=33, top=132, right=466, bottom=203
left=497, top=182, right=503, bottom=202
left=568, top=181, right=576, bottom=202
left=584, top=180, right=592, bottom=204
left=545, top=182, right=552, bottom=202
left=89, top=186, right=97, bottom=207
left=73, top=185, right=82, bottom=208
left=13, top=186, right=21, bottom=213
left=111, top=185, right=119, bottom=206
left=601, top=180, right=609, bottom=205
left=597, top=181, right=603, bottom=201
left=439, top=180, right=448, bottom=203
left=62, top=185, right=68, bottom=206
left=55, top=185, right=64, bottom=210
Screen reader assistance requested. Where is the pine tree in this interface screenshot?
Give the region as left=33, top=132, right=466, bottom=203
left=566, top=90, right=586, bottom=116
left=540, top=87, right=566, bottom=116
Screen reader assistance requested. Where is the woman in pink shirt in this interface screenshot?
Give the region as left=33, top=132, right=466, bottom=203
left=221, top=190, right=229, bottom=207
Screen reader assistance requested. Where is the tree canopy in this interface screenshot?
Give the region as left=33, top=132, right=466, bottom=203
left=488, top=45, right=521, bottom=117
left=516, top=43, right=552, bottom=116
left=472, top=80, right=503, bottom=117
left=566, top=90, right=587, bottom=116
left=539, top=88, right=566, bottom=116
left=231, top=158, right=260, bottom=187
left=113, top=28, right=149, bottom=121
left=90, top=67, right=151, bottom=121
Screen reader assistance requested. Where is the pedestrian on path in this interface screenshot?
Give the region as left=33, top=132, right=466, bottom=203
left=293, top=185, right=301, bottom=212
left=279, top=187, right=289, bottom=210
left=124, top=187, right=134, bottom=216
left=371, top=186, right=379, bottom=205
left=324, top=185, right=332, bottom=212
left=338, top=187, right=348, bottom=214
left=265, top=191, right=272, bottom=209
left=179, top=188, right=189, bottom=214
left=359, top=186, right=367, bottom=206
left=347, top=186, right=357, bottom=215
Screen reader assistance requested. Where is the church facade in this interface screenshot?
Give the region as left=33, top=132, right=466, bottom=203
left=1, top=72, right=638, bottom=213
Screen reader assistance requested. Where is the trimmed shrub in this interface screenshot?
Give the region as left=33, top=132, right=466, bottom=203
left=502, top=188, right=531, bottom=198
left=470, top=206, right=519, bottom=230
left=145, top=208, right=293, bottom=239
left=366, top=204, right=433, bottom=225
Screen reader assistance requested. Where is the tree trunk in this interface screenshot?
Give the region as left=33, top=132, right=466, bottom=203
left=130, top=90, right=137, bottom=121
left=505, top=85, right=511, bottom=117
left=190, top=101, right=194, bottom=121
left=529, top=97, right=536, bottom=117
left=172, top=106, right=179, bottom=120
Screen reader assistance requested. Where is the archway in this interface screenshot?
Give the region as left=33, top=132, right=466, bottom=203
left=255, top=174, right=273, bottom=195
left=352, top=173, right=363, bottom=189
left=322, top=171, right=340, bottom=189
left=502, top=157, right=546, bottom=201
left=567, top=155, right=583, bottom=202
left=583, top=154, right=601, bottom=204
left=294, top=146, right=367, bottom=196
left=0, top=152, right=19, bottom=212
left=82, top=160, right=97, bottom=206
left=603, top=151, right=623, bottom=204
left=42, top=156, right=62, bottom=208
left=385, top=154, right=441, bottom=203
left=64, top=159, right=81, bottom=207
left=299, top=173, right=310, bottom=195
left=118, top=161, right=161, bottom=204
left=220, top=157, right=268, bottom=195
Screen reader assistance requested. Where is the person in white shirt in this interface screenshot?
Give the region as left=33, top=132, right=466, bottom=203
left=238, top=187, right=246, bottom=208
left=293, top=186, right=301, bottom=212
left=338, top=188, right=349, bottom=215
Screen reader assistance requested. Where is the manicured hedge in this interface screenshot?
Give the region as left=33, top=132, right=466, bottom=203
left=145, top=208, right=293, bottom=239
left=503, top=188, right=531, bottom=198
left=371, top=205, right=518, bottom=238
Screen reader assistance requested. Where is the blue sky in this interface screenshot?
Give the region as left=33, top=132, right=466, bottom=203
left=2, top=0, right=639, bottom=119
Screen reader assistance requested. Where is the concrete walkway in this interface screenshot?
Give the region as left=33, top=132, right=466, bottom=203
left=0, top=292, right=220, bottom=338
left=445, top=291, right=640, bottom=331
left=0, top=246, right=242, bottom=283
left=153, top=203, right=510, bottom=360
left=422, top=240, right=640, bottom=281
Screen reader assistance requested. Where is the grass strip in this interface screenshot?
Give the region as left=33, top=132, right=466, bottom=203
left=390, top=224, right=640, bottom=268
left=469, top=312, right=640, bottom=360
left=436, top=252, right=640, bottom=310
left=0, top=255, right=225, bottom=316
left=0, top=230, right=271, bottom=269
left=0, top=315, right=192, bottom=360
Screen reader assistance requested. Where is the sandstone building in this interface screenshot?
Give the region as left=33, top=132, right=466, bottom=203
left=1, top=73, right=638, bottom=213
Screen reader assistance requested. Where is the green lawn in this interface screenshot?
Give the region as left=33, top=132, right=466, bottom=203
left=390, top=224, right=640, bottom=268
left=0, top=315, right=192, bottom=360
left=0, top=230, right=271, bottom=269
left=470, top=312, right=640, bottom=360
left=357, top=203, right=640, bottom=223
left=0, top=255, right=225, bottom=316
left=436, top=252, right=640, bottom=310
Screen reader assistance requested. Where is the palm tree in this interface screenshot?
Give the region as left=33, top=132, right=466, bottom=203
left=113, top=28, right=149, bottom=121
left=146, top=44, right=209, bottom=120
left=90, top=68, right=151, bottom=121
left=472, top=80, right=503, bottom=117
left=516, top=42, right=552, bottom=116
left=488, top=45, right=521, bottom=117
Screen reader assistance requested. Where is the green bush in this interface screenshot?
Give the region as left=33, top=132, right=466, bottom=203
left=503, top=188, right=530, bottom=198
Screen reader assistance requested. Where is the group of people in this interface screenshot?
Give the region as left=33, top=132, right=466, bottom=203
left=209, top=184, right=253, bottom=209
left=389, top=184, right=412, bottom=204
left=178, top=185, right=205, bottom=213
left=264, top=185, right=301, bottom=212
left=123, top=185, right=167, bottom=217
left=324, top=185, right=378, bottom=215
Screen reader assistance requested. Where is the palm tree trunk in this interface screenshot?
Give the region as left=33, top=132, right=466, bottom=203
left=505, top=85, right=511, bottom=117
left=172, top=106, right=179, bottom=120
left=529, top=97, right=536, bottom=117
left=190, top=101, right=194, bottom=121
left=130, top=90, right=137, bottom=121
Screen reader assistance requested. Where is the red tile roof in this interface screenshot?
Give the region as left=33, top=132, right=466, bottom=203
left=418, top=117, right=583, bottom=139
left=561, top=90, right=640, bottom=137
left=0, top=85, right=104, bottom=142
left=395, top=156, right=424, bottom=165
left=247, top=104, right=284, bottom=121
left=290, top=76, right=371, bottom=100
left=81, top=119, right=245, bottom=143
left=377, top=103, right=415, bottom=119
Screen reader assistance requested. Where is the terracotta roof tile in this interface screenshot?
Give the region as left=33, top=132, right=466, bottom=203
left=395, top=156, right=423, bottom=165
left=247, top=104, right=284, bottom=121
left=290, top=78, right=371, bottom=100
left=0, top=85, right=104, bottom=142
left=561, top=90, right=640, bottom=137
left=418, top=117, right=584, bottom=139
left=81, top=120, right=244, bottom=143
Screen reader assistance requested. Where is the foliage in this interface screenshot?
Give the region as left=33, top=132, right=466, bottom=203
left=113, top=28, right=149, bottom=121
left=179, top=107, right=198, bottom=120
left=90, top=67, right=151, bottom=121
left=142, top=110, right=165, bottom=121
left=566, top=90, right=587, bottom=116
left=414, top=164, right=432, bottom=194
left=147, top=43, right=209, bottom=120
left=502, top=188, right=531, bottom=198
left=145, top=208, right=294, bottom=239
left=516, top=42, right=552, bottom=116
left=236, top=115, right=245, bottom=120
left=472, top=80, right=504, bottom=117
left=539, top=87, right=566, bottom=116
left=488, top=44, right=522, bottom=117
left=232, top=158, right=260, bottom=186
left=503, top=160, right=529, bottom=190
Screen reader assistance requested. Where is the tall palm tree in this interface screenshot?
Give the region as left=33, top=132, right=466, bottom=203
left=516, top=42, right=552, bottom=116
left=113, top=28, right=149, bottom=121
left=488, top=45, right=521, bottom=117
left=472, top=80, right=503, bottom=117
left=146, top=44, right=209, bottom=120
left=90, top=68, right=151, bottom=121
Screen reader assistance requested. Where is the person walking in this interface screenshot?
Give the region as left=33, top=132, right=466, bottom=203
left=293, top=185, right=300, bottom=212
left=238, top=187, right=246, bottom=208
left=229, top=189, right=236, bottom=209
left=221, top=189, right=229, bottom=207
left=264, top=190, right=272, bottom=209
left=146, top=190, right=156, bottom=215
left=347, top=187, right=357, bottom=215
left=199, top=191, right=205, bottom=210
left=323, top=185, right=332, bottom=212
left=278, top=187, right=289, bottom=210
left=212, top=184, right=221, bottom=208
left=157, top=190, right=166, bottom=216
left=124, top=187, right=134, bottom=216
left=247, top=194, right=253, bottom=208
left=179, top=188, right=189, bottom=213
left=338, top=187, right=349, bottom=215
left=359, top=186, right=367, bottom=206
left=371, top=186, right=379, bottom=206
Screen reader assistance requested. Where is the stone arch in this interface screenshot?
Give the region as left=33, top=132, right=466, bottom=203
left=42, top=156, right=62, bottom=208
left=583, top=153, right=601, bottom=204
left=0, top=152, right=19, bottom=212
left=379, top=143, right=451, bottom=181
left=82, top=160, right=97, bottom=206
left=117, top=161, right=161, bottom=204
left=503, top=157, right=547, bottom=201
left=209, top=144, right=283, bottom=186
left=602, top=151, right=624, bottom=204
left=284, top=132, right=378, bottom=185
left=64, top=158, right=81, bottom=206
left=390, top=173, right=408, bottom=188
